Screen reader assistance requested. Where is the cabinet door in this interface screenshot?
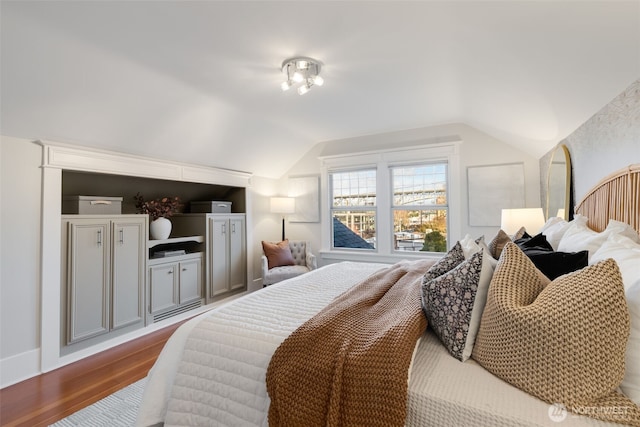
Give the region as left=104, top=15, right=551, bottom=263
left=149, top=263, right=178, bottom=314
left=209, top=217, right=230, bottom=297
left=179, top=258, right=202, bottom=304
left=111, top=218, right=145, bottom=330
left=66, top=219, right=110, bottom=344
left=228, top=216, right=246, bottom=291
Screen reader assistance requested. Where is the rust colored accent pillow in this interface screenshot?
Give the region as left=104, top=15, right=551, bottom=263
left=262, top=239, right=295, bottom=269
left=488, top=229, right=511, bottom=259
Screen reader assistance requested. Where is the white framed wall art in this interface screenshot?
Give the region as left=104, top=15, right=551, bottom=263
left=467, top=163, right=525, bottom=226
left=288, top=175, right=320, bottom=223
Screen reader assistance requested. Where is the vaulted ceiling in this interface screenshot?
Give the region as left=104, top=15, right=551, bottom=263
left=2, top=1, right=638, bottom=178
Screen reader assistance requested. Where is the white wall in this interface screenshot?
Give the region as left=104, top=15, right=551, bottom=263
left=0, top=136, right=42, bottom=385
left=0, top=105, right=632, bottom=386
left=540, top=79, right=640, bottom=208
left=262, top=123, right=541, bottom=266
left=247, top=175, right=282, bottom=291
left=274, top=143, right=326, bottom=258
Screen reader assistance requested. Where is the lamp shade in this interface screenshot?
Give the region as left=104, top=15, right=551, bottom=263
left=270, top=197, right=295, bottom=214
left=500, top=208, right=545, bottom=235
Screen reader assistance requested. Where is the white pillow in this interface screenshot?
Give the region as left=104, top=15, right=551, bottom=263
left=591, top=233, right=640, bottom=292
left=558, top=217, right=638, bottom=261
left=541, top=218, right=570, bottom=251
left=607, top=219, right=640, bottom=244
left=460, top=234, right=497, bottom=268
left=460, top=234, right=481, bottom=259
left=621, top=279, right=640, bottom=405
left=540, top=216, right=564, bottom=232
left=475, top=236, right=493, bottom=258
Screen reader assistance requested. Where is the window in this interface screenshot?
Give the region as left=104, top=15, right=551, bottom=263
left=328, top=163, right=449, bottom=253
left=391, top=164, right=448, bottom=253
left=330, top=169, right=377, bottom=250
left=321, top=143, right=459, bottom=260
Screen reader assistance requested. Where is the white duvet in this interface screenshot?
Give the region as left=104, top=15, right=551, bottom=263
left=135, top=261, right=387, bottom=427
left=136, top=261, right=616, bottom=427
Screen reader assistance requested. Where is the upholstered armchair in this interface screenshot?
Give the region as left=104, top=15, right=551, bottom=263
left=261, top=240, right=317, bottom=286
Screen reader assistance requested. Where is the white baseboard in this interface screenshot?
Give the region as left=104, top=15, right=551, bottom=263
left=249, top=278, right=263, bottom=292
left=0, top=348, right=41, bottom=388
left=0, top=289, right=260, bottom=389
left=1, top=292, right=255, bottom=388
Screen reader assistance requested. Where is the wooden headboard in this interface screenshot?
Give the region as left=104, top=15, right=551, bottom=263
left=574, top=164, right=640, bottom=234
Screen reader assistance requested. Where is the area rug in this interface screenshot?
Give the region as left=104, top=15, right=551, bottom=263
left=49, top=377, right=146, bottom=427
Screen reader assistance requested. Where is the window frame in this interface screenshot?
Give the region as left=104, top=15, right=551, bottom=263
left=390, top=162, right=449, bottom=254
left=329, top=168, right=378, bottom=251
left=320, top=143, right=461, bottom=264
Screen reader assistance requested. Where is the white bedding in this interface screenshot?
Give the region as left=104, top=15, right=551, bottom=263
left=136, top=261, right=387, bottom=427
left=407, top=330, right=617, bottom=427
left=136, top=261, right=616, bottom=427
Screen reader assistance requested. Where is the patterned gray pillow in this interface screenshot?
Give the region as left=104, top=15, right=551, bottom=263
left=422, top=241, right=465, bottom=284
left=422, top=249, right=494, bottom=361
left=420, top=241, right=466, bottom=323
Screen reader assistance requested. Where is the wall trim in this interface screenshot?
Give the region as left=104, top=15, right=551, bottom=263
left=249, top=277, right=263, bottom=292
left=38, top=140, right=253, bottom=188
left=37, top=139, right=254, bottom=373
left=0, top=348, right=40, bottom=388
left=47, top=302, right=218, bottom=373
left=319, top=250, right=441, bottom=266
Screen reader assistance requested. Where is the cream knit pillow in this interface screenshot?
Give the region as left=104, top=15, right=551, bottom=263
left=472, top=243, right=639, bottom=425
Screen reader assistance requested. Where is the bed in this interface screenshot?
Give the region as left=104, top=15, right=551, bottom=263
left=136, top=164, right=640, bottom=427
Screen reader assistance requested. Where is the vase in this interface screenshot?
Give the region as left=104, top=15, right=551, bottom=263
left=150, top=217, right=172, bottom=240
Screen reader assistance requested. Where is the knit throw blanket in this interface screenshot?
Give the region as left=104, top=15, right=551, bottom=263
left=266, top=258, right=436, bottom=427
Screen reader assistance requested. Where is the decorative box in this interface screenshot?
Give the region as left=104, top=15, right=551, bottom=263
left=190, top=201, right=232, bottom=213
left=62, top=196, right=123, bottom=215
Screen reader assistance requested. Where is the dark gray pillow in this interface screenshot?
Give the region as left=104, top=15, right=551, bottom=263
left=514, top=233, right=588, bottom=280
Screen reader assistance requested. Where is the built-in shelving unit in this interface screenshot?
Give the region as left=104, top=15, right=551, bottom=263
left=145, top=220, right=207, bottom=323
left=39, top=140, right=253, bottom=373
left=148, top=235, right=205, bottom=266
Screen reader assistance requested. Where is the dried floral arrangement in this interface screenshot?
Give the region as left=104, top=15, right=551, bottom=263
left=134, top=193, right=183, bottom=221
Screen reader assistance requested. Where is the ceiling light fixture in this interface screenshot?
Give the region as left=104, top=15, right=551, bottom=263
left=281, top=57, right=323, bottom=95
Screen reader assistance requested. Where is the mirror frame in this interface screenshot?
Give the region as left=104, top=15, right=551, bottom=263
left=546, top=144, right=572, bottom=221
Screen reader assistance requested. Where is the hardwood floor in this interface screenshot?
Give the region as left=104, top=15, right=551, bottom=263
left=0, top=320, right=186, bottom=427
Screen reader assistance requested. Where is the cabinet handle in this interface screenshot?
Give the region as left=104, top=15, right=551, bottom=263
left=231, top=223, right=236, bottom=233
left=167, top=270, right=173, bottom=274
left=182, top=268, right=187, bottom=272
left=119, top=229, right=124, bottom=245
left=222, top=224, right=226, bottom=234
left=97, top=230, right=102, bottom=246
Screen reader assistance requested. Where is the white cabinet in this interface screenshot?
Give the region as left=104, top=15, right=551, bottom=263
left=148, top=254, right=203, bottom=316
left=179, top=257, right=203, bottom=304
left=171, top=213, right=247, bottom=303
left=148, top=262, right=178, bottom=314
left=208, top=214, right=246, bottom=300
left=111, top=218, right=147, bottom=329
left=61, top=215, right=146, bottom=346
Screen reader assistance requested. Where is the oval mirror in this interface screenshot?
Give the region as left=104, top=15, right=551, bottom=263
left=546, top=144, right=572, bottom=220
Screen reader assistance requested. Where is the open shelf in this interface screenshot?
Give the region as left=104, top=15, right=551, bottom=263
left=148, top=235, right=204, bottom=249
left=148, top=251, right=203, bottom=265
